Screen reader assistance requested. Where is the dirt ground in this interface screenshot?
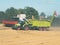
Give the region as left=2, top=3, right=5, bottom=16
left=0, top=24, right=60, bottom=45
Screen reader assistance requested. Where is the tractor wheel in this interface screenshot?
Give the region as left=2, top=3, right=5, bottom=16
left=24, top=25, right=29, bottom=30
left=17, top=26, right=20, bottom=30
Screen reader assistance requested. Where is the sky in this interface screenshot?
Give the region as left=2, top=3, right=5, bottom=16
left=0, top=0, right=60, bottom=15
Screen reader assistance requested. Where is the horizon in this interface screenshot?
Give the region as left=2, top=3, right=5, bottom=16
left=0, top=0, right=60, bottom=15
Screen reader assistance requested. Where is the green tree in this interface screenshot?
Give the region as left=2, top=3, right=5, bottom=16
left=24, top=7, right=39, bottom=19
left=17, top=8, right=25, bottom=14
left=0, top=11, right=6, bottom=23
left=5, top=7, right=18, bottom=20
left=40, top=12, right=46, bottom=17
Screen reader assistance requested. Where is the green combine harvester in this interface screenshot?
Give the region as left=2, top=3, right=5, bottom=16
left=12, top=12, right=55, bottom=31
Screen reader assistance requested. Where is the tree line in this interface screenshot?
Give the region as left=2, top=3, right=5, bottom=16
left=0, top=7, right=60, bottom=26
left=0, top=7, right=39, bottom=21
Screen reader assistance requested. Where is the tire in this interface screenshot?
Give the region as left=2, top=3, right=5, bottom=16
left=39, top=27, right=49, bottom=31
left=39, top=27, right=43, bottom=31
left=17, top=26, right=21, bottom=30
left=32, top=26, right=38, bottom=30
left=24, top=25, right=29, bottom=30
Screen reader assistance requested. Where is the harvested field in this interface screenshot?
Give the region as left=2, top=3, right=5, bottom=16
left=0, top=24, right=60, bottom=45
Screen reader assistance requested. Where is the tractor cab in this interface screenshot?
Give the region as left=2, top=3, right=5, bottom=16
left=12, top=11, right=57, bottom=30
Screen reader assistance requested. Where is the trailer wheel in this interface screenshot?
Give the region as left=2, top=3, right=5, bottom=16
left=39, top=27, right=43, bottom=31
left=39, top=27, right=49, bottom=31
left=42, top=27, right=46, bottom=31
left=45, top=27, right=49, bottom=31
left=43, top=27, right=49, bottom=31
